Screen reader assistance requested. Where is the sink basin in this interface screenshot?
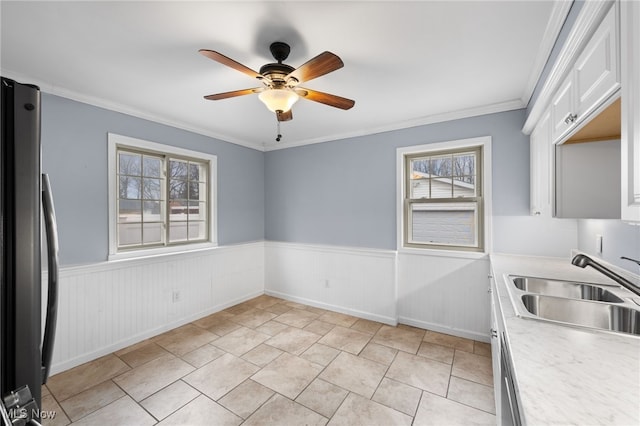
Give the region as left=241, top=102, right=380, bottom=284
left=512, top=277, right=624, bottom=303
left=521, top=294, right=640, bottom=336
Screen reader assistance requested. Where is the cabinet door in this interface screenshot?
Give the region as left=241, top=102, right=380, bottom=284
left=550, top=74, right=576, bottom=143
left=530, top=111, right=552, bottom=216
left=490, top=276, right=502, bottom=423
left=621, top=0, right=640, bottom=221
left=575, top=4, right=620, bottom=120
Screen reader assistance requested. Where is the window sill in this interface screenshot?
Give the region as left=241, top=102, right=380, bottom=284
left=398, top=246, right=489, bottom=260
left=108, top=241, right=218, bottom=262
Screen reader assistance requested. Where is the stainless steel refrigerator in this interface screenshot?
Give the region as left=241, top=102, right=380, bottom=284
left=1, top=77, right=59, bottom=425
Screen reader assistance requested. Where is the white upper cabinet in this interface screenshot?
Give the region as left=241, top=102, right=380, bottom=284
left=551, top=4, right=620, bottom=144
left=621, top=0, right=640, bottom=221
left=530, top=111, right=552, bottom=217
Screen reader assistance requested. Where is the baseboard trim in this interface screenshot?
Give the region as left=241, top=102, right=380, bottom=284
left=265, top=289, right=398, bottom=326
left=398, top=316, right=490, bottom=343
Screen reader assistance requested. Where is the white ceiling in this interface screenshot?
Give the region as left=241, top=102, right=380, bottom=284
left=0, top=1, right=567, bottom=151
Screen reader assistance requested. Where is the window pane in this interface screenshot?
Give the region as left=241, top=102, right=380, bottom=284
left=143, top=223, right=163, bottom=244
left=143, top=156, right=162, bottom=178
left=453, top=153, right=475, bottom=176
left=143, top=201, right=162, bottom=222
left=169, top=159, right=188, bottom=179
left=453, top=176, right=476, bottom=197
left=119, top=176, right=141, bottom=199
left=188, top=222, right=206, bottom=240
left=118, top=199, right=141, bottom=222
left=188, top=202, right=207, bottom=220
left=169, top=180, right=187, bottom=200
left=189, top=162, right=207, bottom=181
left=169, top=221, right=188, bottom=242
left=118, top=223, right=142, bottom=246
left=430, top=177, right=453, bottom=198
left=142, top=178, right=161, bottom=200
left=119, top=152, right=141, bottom=176
left=430, top=155, right=451, bottom=177
left=409, top=202, right=478, bottom=246
left=169, top=200, right=188, bottom=220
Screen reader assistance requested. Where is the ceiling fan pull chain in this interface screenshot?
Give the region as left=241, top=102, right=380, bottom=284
left=276, top=119, right=282, bottom=142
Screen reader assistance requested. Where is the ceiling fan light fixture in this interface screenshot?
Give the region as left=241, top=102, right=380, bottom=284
left=258, top=88, right=299, bottom=113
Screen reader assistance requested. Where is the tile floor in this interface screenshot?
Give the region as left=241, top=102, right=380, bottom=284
left=41, top=295, right=496, bottom=425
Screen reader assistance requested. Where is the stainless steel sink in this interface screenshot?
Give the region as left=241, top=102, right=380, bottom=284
left=512, top=276, right=624, bottom=303
left=521, top=294, right=640, bottom=336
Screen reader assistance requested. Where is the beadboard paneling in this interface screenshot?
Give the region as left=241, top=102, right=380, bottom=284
left=264, top=242, right=398, bottom=325
left=397, top=252, right=491, bottom=342
left=45, top=242, right=264, bottom=374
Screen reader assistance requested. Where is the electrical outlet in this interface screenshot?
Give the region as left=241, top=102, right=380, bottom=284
left=172, top=290, right=181, bottom=303
left=596, top=234, right=603, bottom=254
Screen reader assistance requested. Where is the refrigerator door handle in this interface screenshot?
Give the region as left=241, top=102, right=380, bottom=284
left=41, top=174, right=59, bottom=384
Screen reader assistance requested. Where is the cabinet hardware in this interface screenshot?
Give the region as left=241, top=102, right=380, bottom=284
left=564, top=113, right=578, bottom=124
left=490, top=328, right=498, bottom=338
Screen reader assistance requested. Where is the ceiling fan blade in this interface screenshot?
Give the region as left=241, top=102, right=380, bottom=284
left=204, top=87, right=263, bottom=100
left=295, top=87, right=355, bottom=110
left=276, top=110, right=293, bottom=122
left=199, top=49, right=262, bottom=80
left=286, top=51, right=344, bottom=84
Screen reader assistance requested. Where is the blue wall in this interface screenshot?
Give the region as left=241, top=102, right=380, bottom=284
left=265, top=109, right=530, bottom=250
left=41, top=94, right=265, bottom=266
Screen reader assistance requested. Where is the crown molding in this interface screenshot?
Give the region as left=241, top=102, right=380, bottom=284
left=522, top=0, right=615, bottom=134
left=520, top=0, right=573, bottom=106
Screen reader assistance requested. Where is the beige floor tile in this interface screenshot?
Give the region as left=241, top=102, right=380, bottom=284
left=117, top=342, right=170, bottom=368
left=328, top=393, right=412, bottom=426
left=447, top=376, right=496, bottom=414
left=42, top=384, right=51, bottom=396
left=372, top=325, right=424, bottom=354
left=181, top=343, right=226, bottom=368
left=284, top=301, right=308, bottom=310
left=318, top=311, right=358, bottom=327
left=58, top=380, right=124, bottom=421
left=274, top=308, right=319, bottom=328
left=319, top=351, right=387, bottom=398
left=154, top=324, right=218, bottom=356
left=417, top=341, right=455, bottom=364
left=114, top=337, right=155, bottom=356
left=218, top=379, right=274, bottom=419
left=245, top=295, right=282, bottom=310
left=158, top=394, right=242, bottom=426
left=386, top=351, right=451, bottom=396
left=300, top=343, right=341, bottom=366
left=359, top=342, right=398, bottom=366
left=423, top=330, right=475, bottom=353
left=317, top=325, right=372, bottom=354
left=372, top=377, right=422, bottom=416
left=241, top=344, right=283, bottom=367
left=140, top=380, right=200, bottom=421
left=263, top=303, right=292, bottom=315
left=183, top=352, right=259, bottom=400
left=224, top=302, right=254, bottom=315
left=255, top=320, right=289, bottom=336
left=114, top=353, right=195, bottom=401
left=452, top=350, right=494, bottom=386
left=413, top=391, right=496, bottom=426
left=243, top=394, right=328, bottom=426
left=251, top=353, right=322, bottom=399
left=47, top=354, right=130, bottom=401
left=41, top=394, right=70, bottom=426
left=474, top=341, right=492, bottom=357
left=72, top=396, right=156, bottom=426
left=296, top=378, right=348, bottom=418
left=231, top=308, right=277, bottom=328
left=192, top=310, right=235, bottom=329
left=350, top=318, right=383, bottom=335
left=397, top=324, right=428, bottom=336
left=206, top=319, right=241, bottom=336
left=302, top=305, right=328, bottom=315
left=265, top=327, right=321, bottom=355
left=304, top=320, right=337, bottom=335
left=211, top=326, right=270, bottom=356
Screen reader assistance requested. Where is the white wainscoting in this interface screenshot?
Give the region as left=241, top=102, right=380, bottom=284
left=397, top=252, right=492, bottom=342
left=45, top=242, right=264, bottom=375
left=264, top=242, right=398, bottom=325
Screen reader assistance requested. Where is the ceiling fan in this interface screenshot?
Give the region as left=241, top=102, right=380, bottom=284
left=199, top=42, right=355, bottom=123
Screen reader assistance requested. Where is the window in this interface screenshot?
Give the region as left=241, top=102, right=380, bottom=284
left=109, top=134, right=216, bottom=259
left=399, top=138, right=490, bottom=253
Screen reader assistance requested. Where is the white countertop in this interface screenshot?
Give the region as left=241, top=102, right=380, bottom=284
left=490, top=254, right=640, bottom=425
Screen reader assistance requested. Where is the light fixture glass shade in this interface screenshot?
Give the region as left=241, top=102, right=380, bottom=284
left=258, top=89, right=299, bottom=113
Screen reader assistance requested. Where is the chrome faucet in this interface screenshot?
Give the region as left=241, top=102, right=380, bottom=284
left=571, top=254, right=640, bottom=296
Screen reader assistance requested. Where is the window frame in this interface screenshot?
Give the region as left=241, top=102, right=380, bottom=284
left=397, top=136, right=492, bottom=257
left=108, top=133, right=217, bottom=261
